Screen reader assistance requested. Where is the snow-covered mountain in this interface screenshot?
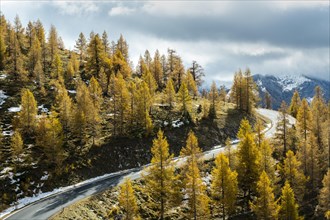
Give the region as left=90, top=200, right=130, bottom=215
left=253, top=74, right=330, bottom=109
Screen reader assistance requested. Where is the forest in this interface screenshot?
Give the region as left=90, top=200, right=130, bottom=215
left=0, top=14, right=329, bottom=219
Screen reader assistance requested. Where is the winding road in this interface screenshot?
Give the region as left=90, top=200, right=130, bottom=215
left=3, top=108, right=295, bottom=220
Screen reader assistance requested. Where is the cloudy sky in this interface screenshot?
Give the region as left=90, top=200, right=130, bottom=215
left=1, top=1, right=329, bottom=85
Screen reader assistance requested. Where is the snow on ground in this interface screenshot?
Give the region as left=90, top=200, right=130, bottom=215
left=67, top=90, right=76, bottom=94
left=276, top=75, right=310, bottom=92
left=40, top=172, right=49, bottom=181
left=0, top=73, right=7, bottom=79
left=172, top=119, right=184, bottom=128
left=8, top=106, right=21, bottom=112
left=38, top=104, right=49, bottom=113
left=2, top=130, right=14, bottom=136
left=0, top=90, right=8, bottom=107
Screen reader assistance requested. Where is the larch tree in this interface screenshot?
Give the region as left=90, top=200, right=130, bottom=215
left=101, top=30, right=110, bottom=56
left=151, top=49, right=163, bottom=89
left=259, top=139, right=276, bottom=181
left=118, top=178, right=139, bottom=220
left=279, top=182, right=302, bottom=220
left=135, top=81, right=153, bottom=135
left=11, top=130, right=24, bottom=170
left=211, top=153, right=238, bottom=220
left=208, top=81, right=218, bottom=119
left=55, top=88, right=73, bottom=140
left=317, top=169, right=330, bottom=218
left=289, top=90, right=301, bottom=118
left=88, top=76, right=103, bottom=144
left=265, top=91, right=272, bottom=109
left=110, top=73, right=129, bottom=136
left=142, top=69, right=157, bottom=97
left=250, top=171, right=279, bottom=220
left=219, top=85, right=227, bottom=104
left=27, top=35, right=41, bottom=77
left=113, top=49, right=131, bottom=79
left=185, top=71, right=198, bottom=98
left=86, top=33, right=105, bottom=78
left=254, top=118, right=265, bottom=150
left=185, top=152, right=210, bottom=220
left=51, top=53, right=64, bottom=83
left=116, top=34, right=129, bottom=62
left=225, top=137, right=235, bottom=170
left=275, top=101, right=290, bottom=157
left=48, top=25, right=58, bottom=65
left=177, top=82, right=192, bottom=120
left=36, top=115, right=66, bottom=172
left=189, top=60, right=204, bottom=88
left=74, top=32, right=87, bottom=66
left=143, top=130, right=176, bottom=220
left=236, top=119, right=261, bottom=200
left=18, top=89, right=38, bottom=135
left=164, top=78, right=175, bottom=109
left=281, top=150, right=306, bottom=203
left=296, top=98, right=312, bottom=174
left=311, top=86, right=328, bottom=175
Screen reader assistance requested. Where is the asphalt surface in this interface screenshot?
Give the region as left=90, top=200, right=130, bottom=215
left=4, top=108, right=295, bottom=220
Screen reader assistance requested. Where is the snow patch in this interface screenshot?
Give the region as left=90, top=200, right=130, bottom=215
left=40, top=172, right=49, bottom=181
left=172, top=119, right=184, bottom=128
left=276, top=75, right=310, bottom=92
left=2, top=130, right=14, bottom=136
left=38, top=104, right=49, bottom=113
left=67, top=89, right=76, bottom=94
left=8, top=106, right=21, bottom=112
left=0, top=90, right=8, bottom=107
left=0, top=73, right=7, bottom=79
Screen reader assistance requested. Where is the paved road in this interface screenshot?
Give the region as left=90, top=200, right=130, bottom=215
left=4, top=108, right=295, bottom=220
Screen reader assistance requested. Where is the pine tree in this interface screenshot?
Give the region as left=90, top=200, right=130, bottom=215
left=208, top=81, right=218, bottom=119
left=177, top=82, right=192, bottom=120
left=118, top=178, right=139, bottom=220
left=289, top=90, right=301, bottom=118
left=237, top=119, right=261, bottom=199
left=279, top=182, right=302, bottom=220
left=281, top=150, right=306, bottom=203
left=211, top=153, right=238, bottom=219
left=164, top=78, right=175, bottom=108
left=250, top=171, right=279, bottom=219
left=143, top=130, right=176, bottom=220
left=18, top=89, right=38, bottom=134
left=318, top=169, right=330, bottom=218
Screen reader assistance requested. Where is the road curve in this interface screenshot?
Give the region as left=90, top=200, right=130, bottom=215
left=3, top=108, right=295, bottom=220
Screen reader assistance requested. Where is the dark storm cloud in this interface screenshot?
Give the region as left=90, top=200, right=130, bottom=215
left=109, top=5, right=329, bottom=49
left=1, top=1, right=329, bottom=81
